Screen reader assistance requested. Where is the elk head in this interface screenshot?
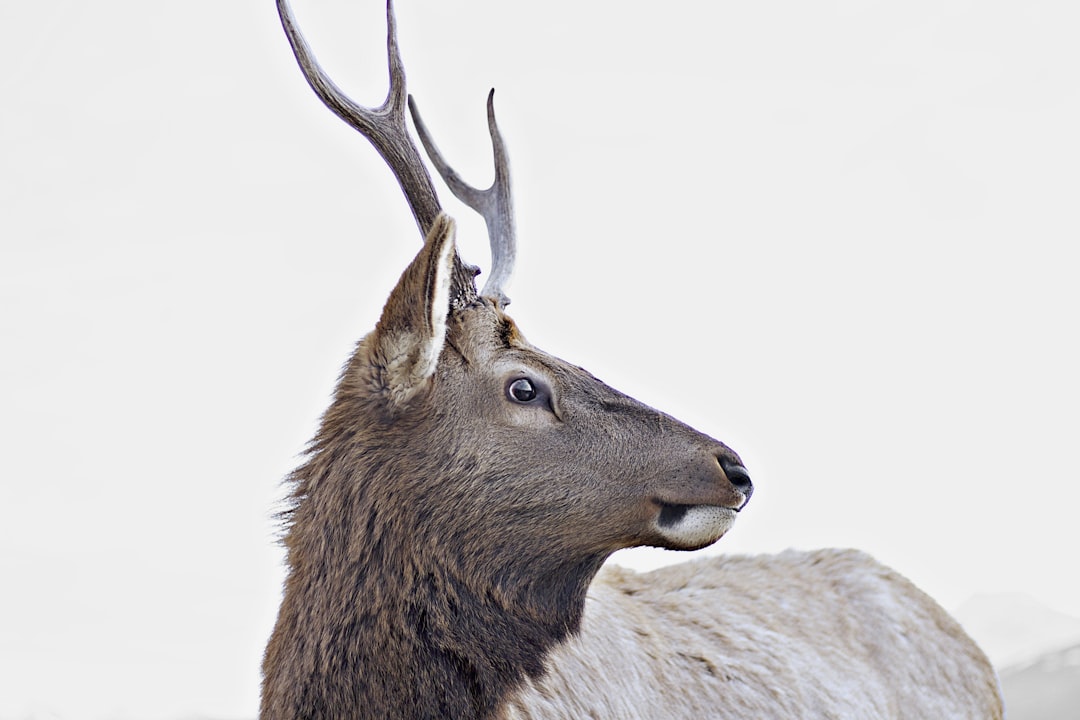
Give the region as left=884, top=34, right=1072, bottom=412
left=275, top=0, right=751, bottom=586
left=266, top=2, right=752, bottom=715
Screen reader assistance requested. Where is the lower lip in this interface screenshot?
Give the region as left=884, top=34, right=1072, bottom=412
left=653, top=504, right=737, bottom=548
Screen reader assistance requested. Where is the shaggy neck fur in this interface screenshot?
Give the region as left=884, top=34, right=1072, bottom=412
left=260, top=391, right=606, bottom=720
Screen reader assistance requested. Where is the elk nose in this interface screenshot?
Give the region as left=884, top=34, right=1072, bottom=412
left=718, top=456, right=753, bottom=507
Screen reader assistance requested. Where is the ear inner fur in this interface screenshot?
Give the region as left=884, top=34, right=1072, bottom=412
left=365, top=213, right=456, bottom=406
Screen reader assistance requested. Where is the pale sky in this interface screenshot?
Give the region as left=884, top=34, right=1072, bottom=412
left=2, top=0, right=1078, bottom=718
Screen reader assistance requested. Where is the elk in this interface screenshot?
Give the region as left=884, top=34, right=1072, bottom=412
left=262, top=1, right=1004, bottom=718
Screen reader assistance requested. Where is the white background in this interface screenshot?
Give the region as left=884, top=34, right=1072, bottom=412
left=2, top=0, right=1077, bottom=717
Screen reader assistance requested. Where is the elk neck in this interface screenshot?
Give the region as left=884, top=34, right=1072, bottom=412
left=261, top=344, right=610, bottom=720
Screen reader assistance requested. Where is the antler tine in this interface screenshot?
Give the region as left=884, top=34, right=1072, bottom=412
left=276, top=0, right=441, bottom=235
left=409, top=90, right=516, bottom=308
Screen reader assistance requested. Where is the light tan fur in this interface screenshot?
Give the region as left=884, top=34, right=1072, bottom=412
left=505, top=549, right=1003, bottom=719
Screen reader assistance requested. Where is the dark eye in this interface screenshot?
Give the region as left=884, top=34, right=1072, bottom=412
left=507, top=378, right=538, bottom=403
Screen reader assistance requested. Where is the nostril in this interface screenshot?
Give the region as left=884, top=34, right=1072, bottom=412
left=718, top=457, right=753, bottom=495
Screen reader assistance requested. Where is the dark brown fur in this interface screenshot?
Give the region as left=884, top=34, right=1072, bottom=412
left=260, top=219, right=748, bottom=719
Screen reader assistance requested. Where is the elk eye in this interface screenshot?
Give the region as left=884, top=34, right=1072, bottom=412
left=507, top=378, right=538, bottom=403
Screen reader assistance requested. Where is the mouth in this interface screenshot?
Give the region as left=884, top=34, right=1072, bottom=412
left=651, top=501, right=739, bottom=550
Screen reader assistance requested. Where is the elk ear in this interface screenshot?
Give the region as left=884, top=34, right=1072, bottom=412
left=365, top=214, right=457, bottom=406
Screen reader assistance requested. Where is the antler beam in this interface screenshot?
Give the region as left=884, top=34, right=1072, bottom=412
left=276, top=0, right=441, bottom=234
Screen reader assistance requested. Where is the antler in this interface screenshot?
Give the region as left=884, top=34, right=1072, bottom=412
left=409, top=92, right=517, bottom=308
left=276, top=0, right=441, bottom=234
left=277, top=0, right=518, bottom=307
